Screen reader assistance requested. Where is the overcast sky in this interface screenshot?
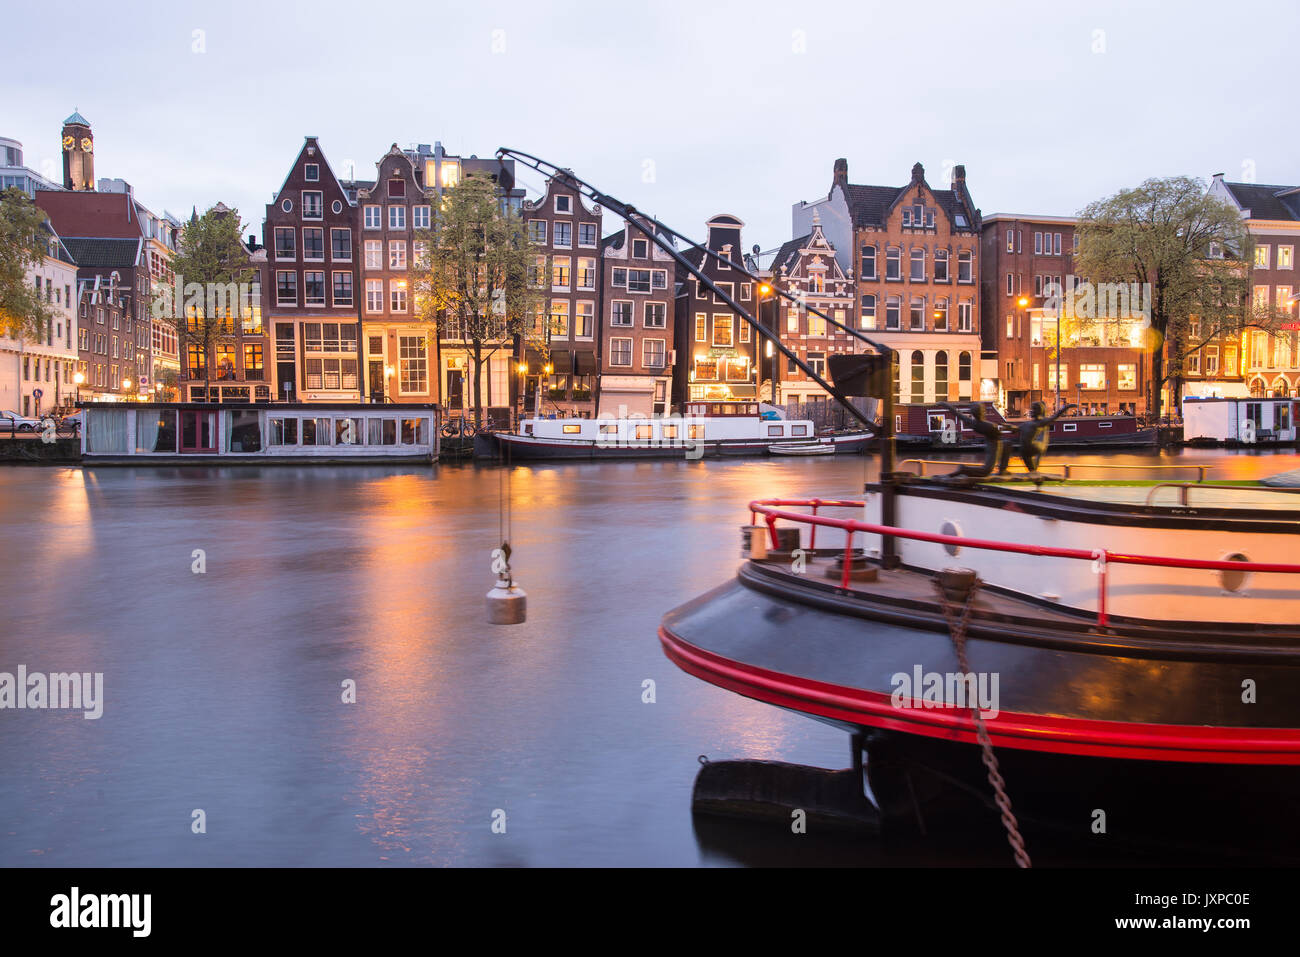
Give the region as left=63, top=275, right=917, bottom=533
left=5, top=0, right=1296, bottom=251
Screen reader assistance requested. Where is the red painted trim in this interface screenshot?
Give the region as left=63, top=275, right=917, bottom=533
left=659, top=625, right=1300, bottom=765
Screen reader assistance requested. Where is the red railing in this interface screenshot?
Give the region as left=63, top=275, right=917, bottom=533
left=748, top=498, right=1300, bottom=627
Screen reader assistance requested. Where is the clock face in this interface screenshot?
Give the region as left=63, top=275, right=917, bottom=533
left=63, top=136, right=74, bottom=150
left=80, top=138, right=93, bottom=153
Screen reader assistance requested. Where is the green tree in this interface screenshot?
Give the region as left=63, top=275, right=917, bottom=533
left=0, top=187, right=56, bottom=341
left=413, top=174, right=540, bottom=428
left=161, top=204, right=254, bottom=394
left=1075, top=176, right=1261, bottom=420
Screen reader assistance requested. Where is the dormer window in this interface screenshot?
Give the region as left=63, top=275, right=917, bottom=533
left=555, top=195, right=571, bottom=213
left=389, top=178, right=406, bottom=199
left=632, top=238, right=649, bottom=259
left=304, top=164, right=320, bottom=182
left=954, top=214, right=969, bottom=228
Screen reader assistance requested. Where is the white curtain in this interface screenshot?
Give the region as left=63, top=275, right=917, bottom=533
left=135, top=411, right=160, bottom=452
left=88, top=409, right=128, bottom=454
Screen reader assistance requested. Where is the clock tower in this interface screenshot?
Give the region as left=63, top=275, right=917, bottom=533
left=61, top=111, right=94, bottom=190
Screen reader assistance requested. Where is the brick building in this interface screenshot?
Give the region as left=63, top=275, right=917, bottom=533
left=673, top=215, right=758, bottom=405
left=264, top=137, right=360, bottom=402
left=979, top=214, right=1148, bottom=416
left=1204, top=176, right=1300, bottom=399
left=0, top=218, right=79, bottom=415
left=597, top=217, right=675, bottom=416
left=522, top=173, right=602, bottom=417
left=792, top=159, right=982, bottom=405
left=767, top=212, right=856, bottom=406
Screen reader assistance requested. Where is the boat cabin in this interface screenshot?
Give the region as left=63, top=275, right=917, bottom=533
left=1183, top=396, right=1299, bottom=444
left=80, top=403, right=441, bottom=463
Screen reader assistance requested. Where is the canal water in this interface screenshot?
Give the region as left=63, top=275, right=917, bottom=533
left=2, top=447, right=1297, bottom=867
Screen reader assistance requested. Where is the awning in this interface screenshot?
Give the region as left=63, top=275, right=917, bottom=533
left=574, top=350, right=597, bottom=375
left=550, top=350, right=572, bottom=375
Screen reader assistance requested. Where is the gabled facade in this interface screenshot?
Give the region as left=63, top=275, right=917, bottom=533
left=768, top=212, right=856, bottom=406
left=263, top=138, right=360, bottom=401
left=673, top=215, right=757, bottom=405
left=354, top=145, right=435, bottom=405
left=1206, top=176, right=1300, bottom=399
left=522, top=173, right=602, bottom=417
left=793, top=159, right=982, bottom=405
left=598, top=219, right=675, bottom=416
left=0, top=220, right=80, bottom=414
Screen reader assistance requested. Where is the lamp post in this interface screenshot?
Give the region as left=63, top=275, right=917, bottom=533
left=384, top=365, right=394, bottom=403
left=122, top=378, right=132, bottom=402
left=759, top=283, right=776, bottom=404
left=73, top=371, right=84, bottom=406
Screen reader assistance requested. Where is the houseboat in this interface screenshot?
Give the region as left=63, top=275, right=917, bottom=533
left=79, top=402, right=440, bottom=464
left=476, top=401, right=872, bottom=461
left=896, top=402, right=1155, bottom=450
left=1183, top=395, right=1298, bottom=446
left=660, top=469, right=1300, bottom=857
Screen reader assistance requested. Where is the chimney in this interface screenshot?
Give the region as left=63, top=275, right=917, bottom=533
left=911, top=162, right=925, bottom=184
left=951, top=164, right=966, bottom=189
left=833, top=158, right=848, bottom=189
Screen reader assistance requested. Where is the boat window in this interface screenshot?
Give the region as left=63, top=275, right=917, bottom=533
left=335, top=417, right=364, bottom=446
left=1062, top=423, right=1077, bottom=432
left=599, top=424, right=618, bottom=434
left=791, top=424, right=808, bottom=437
left=524, top=423, right=533, bottom=435
left=367, top=418, right=397, bottom=445
left=269, top=417, right=298, bottom=446
left=1099, top=422, right=1112, bottom=429
left=927, top=413, right=945, bottom=432
left=136, top=410, right=177, bottom=452
left=688, top=425, right=705, bottom=439
left=401, top=418, right=426, bottom=444
left=662, top=425, right=678, bottom=439
left=1220, top=553, right=1251, bottom=593
left=227, top=410, right=262, bottom=453
left=636, top=425, right=653, bottom=440
left=767, top=425, right=784, bottom=437
left=562, top=424, right=582, bottom=434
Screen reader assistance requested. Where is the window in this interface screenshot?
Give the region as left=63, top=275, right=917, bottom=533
left=1205, top=346, right=1219, bottom=375
left=553, top=222, right=572, bottom=248
left=885, top=295, right=901, bottom=330
left=1006, top=229, right=1014, bottom=252
left=528, top=220, right=547, bottom=244
left=644, top=302, right=666, bottom=328
left=911, top=351, right=924, bottom=403
left=578, top=223, right=597, bottom=247
left=549, top=300, right=569, bottom=336
left=366, top=418, right=398, bottom=446
left=934, top=297, right=949, bottom=331
left=910, top=296, right=925, bottom=330
left=1278, top=286, right=1294, bottom=310
left=886, top=246, right=901, bottom=280
left=388, top=206, right=406, bottom=230
left=304, top=164, right=320, bottom=182
left=388, top=178, right=406, bottom=199
left=390, top=282, right=408, bottom=313
left=629, top=269, right=652, bottom=293
left=860, top=294, right=876, bottom=329
left=303, top=227, right=324, bottom=261
left=695, top=314, right=706, bottom=342
left=910, top=248, right=925, bottom=281
left=1053, top=233, right=1062, bottom=255
left=1034, top=231, right=1043, bottom=254
left=1254, top=285, right=1269, bottom=311
left=366, top=280, right=383, bottom=313
left=1255, top=245, right=1271, bottom=269
left=413, top=206, right=430, bottom=229
left=643, top=339, right=666, bottom=369
left=1279, top=246, right=1294, bottom=270
left=302, top=191, right=323, bottom=219
left=712, top=315, right=733, bottom=347
left=243, top=343, right=264, bottom=381
left=331, top=229, right=351, bottom=261
left=957, top=301, right=972, bottom=332
left=861, top=245, right=876, bottom=279
left=1117, top=364, right=1136, bottom=390
left=933, top=248, right=949, bottom=282
left=632, top=238, right=649, bottom=258
left=275, top=227, right=295, bottom=259
left=611, top=301, right=633, bottom=326
left=389, top=241, right=407, bottom=270
left=1080, top=364, right=1106, bottom=390
left=578, top=258, right=596, bottom=290
left=413, top=240, right=427, bottom=266
left=957, top=251, right=973, bottom=283
left=276, top=271, right=297, bottom=305
left=364, top=206, right=381, bottom=230
left=575, top=302, right=593, bottom=338
left=304, top=272, right=326, bottom=306
left=555, top=195, right=571, bottom=213
left=365, top=240, right=382, bottom=269
left=610, top=337, right=633, bottom=366
left=333, top=272, right=353, bottom=306
left=1047, top=364, right=1068, bottom=390
left=652, top=270, right=668, bottom=290
left=399, top=336, right=427, bottom=393
left=552, top=257, right=570, bottom=289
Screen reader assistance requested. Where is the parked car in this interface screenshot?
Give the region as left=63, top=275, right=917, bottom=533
left=59, top=411, right=83, bottom=434
left=0, top=409, right=42, bottom=433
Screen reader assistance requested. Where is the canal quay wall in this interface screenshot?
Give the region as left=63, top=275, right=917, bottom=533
left=0, top=437, right=80, bottom=464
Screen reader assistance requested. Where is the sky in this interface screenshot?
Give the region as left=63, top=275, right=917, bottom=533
left=4, top=0, right=1298, bottom=252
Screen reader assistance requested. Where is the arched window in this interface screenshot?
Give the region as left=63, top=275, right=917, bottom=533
left=1272, top=377, right=1290, bottom=398
left=911, top=350, right=925, bottom=404
left=934, top=351, right=949, bottom=402
left=860, top=244, right=877, bottom=280
left=1249, top=378, right=1267, bottom=398
left=910, top=248, right=926, bottom=281
left=958, top=351, right=973, bottom=400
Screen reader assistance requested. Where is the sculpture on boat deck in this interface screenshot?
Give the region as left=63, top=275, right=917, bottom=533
left=938, top=403, right=1004, bottom=477
left=999, top=401, right=1077, bottom=474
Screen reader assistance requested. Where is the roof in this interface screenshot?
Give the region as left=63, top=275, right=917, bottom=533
left=35, top=190, right=141, bottom=241
left=63, top=111, right=90, bottom=126
left=1220, top=182, right=1300, bottom=222
left=60, top=237, right=141, bottom=269
left=772, top=233, right=812, bottom=274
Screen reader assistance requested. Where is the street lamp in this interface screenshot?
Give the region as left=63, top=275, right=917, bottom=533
left=758, top=283, right=777, bottom=404
left=383, top=365, right=394, bottom=402
left=73, top=371, right=84, bottom=405
left=122, top=378, right=132, bottom=402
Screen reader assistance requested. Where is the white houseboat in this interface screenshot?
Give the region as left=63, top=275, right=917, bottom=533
left=80, top=403, right=440, bottom=464
left=1183, top=395, right=1298, bottom=446
left=476, top=401, right=873, bottom=460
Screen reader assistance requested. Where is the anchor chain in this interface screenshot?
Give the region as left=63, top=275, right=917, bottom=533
left=932, top=578, right=1032, bottom=869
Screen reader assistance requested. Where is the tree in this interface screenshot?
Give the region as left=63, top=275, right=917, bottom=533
left=413, top=173, right=540, bottom=428
left=1075, top=177, right=1263, bottom=420
left=160, top=204, right=254, bottom=395
left=0, top=187, right=56, bottom=342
